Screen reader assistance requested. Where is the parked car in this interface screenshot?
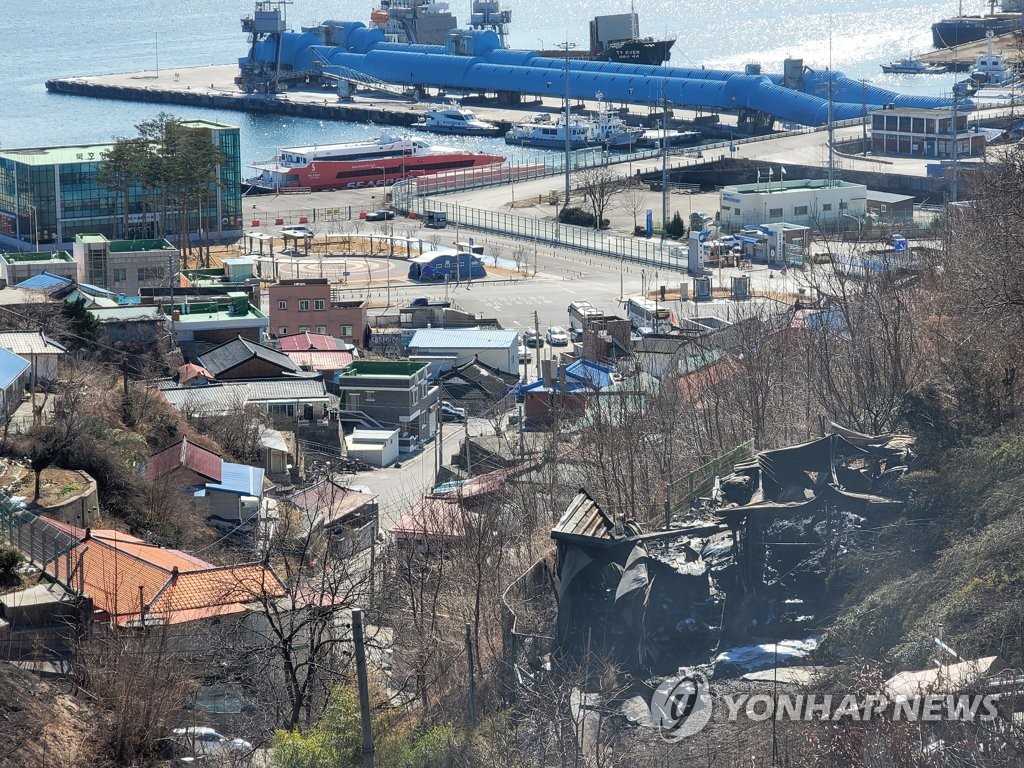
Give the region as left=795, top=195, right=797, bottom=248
left=366, top=209, right=396, bottom=221
left=440, top=402, right=468, bottom=422
left=171, top=727, right=252, bottom=759
left=523, top=329, right=544, bottom=348
left=409, top=296, right=430, bottom=307
left=518, top=343, right=532, bottom=364
left=546, top=325, right=570, bottom=346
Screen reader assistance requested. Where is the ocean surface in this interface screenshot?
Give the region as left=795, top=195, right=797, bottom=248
left=0, top=0, right=986, bottom=167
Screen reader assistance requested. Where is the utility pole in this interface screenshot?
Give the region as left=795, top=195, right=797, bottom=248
left=860, top=78, right=868, bottom=155
left=661, top=94, right=669, bottom=244
left=465, top=622, right=477, bottom=726
left=463, top=414, right=471, bottom=474
left=352, top=609, right=375, bottom=768
left=534, top=310, right=542, bottom=382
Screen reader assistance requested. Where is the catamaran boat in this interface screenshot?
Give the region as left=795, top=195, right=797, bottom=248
left=248, top=135, right=505, bottom=191
left=412, top=106, right=503, bottom=136
left=505, top=104, right=644, bottom=149
left=881, top=57, right=947, bottom=75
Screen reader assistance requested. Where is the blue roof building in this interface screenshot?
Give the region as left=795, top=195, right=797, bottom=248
left=0, top=347, right=30, bottom=417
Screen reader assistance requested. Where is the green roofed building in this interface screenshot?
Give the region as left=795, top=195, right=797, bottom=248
left=335, top=359, right=438, bottom=449
left=0, top=120, right=241, bottom=250
left=72, top=234, right=180, bottom=295
left=0, top=250, right=77, bottom=285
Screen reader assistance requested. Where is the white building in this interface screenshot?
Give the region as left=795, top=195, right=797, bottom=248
left=407, top=328, right=519, bottom=376
left=0, top=330, right=67, bottom=383
left=345, top=428, right=400, bottom=468
left=719, top=178, right=868, bottom=232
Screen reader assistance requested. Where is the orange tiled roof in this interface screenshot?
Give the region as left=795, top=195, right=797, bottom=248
left=40, top=518, right=284, bottom=626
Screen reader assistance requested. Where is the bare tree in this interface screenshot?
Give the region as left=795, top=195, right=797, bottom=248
left=617, top=183, right=649, bottom=232
left=576, top=166, right=627, bottom=229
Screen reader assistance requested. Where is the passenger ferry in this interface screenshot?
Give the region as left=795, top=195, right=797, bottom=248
left=248, top=135, right=504, bottom=192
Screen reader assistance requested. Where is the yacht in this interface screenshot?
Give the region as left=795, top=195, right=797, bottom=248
left=505, top=105, right=643, bottom=149
left=881, top=58, right=947, bottom=75
left=412, top=106, right=503, bottom=136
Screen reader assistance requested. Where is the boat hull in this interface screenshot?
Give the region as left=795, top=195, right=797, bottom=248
left=931, top=16, right=1021, bottom=48
left=412, top=123, right=503, bottom=137
left=251, top=152, right=504, bottom=191
left=603, top=38, right=675, bottom=66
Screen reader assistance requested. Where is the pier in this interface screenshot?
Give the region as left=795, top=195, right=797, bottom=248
left=917, top=31, right=1023, bottom=70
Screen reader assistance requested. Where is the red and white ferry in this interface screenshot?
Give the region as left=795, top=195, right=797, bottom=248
left=248, top=135, right=504, bottom=192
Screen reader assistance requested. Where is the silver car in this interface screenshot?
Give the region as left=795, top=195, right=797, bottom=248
left=546, top=325, right=569, bottom=346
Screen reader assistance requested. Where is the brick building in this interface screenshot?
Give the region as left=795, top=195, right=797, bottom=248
left=268, top=279, right=367, bottom=346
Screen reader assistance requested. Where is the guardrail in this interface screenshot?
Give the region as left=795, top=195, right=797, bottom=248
left=669, top=439, right=755, bottom=517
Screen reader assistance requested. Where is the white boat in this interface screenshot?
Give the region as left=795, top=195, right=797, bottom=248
left=954, top=31, right=1018, bottom=96
left=412, top=106, right=503, bottom=136
left=881, top=57, right=947, bottom=75
left=505, top=104, right=644, bottom=149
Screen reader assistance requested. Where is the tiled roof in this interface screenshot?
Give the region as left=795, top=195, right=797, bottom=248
left=283, top=349, right=354, bottom=372
left=0, top=348, right=30, bottom=390
left=35, top=517, right=284, bottom=626
left=438, top=360, right=519, bottom=403
left=408, top=328, right=518, bottom=350
left=198, top=336, right=303, bottom=377
left=153, top=379, right=330, bottom=415
left=177, top=362, right=216, bottom=385
left=277, top=332, right=349, bottom=351
left=144, top=437, right=222, bottom=483
left=0, top=330, right=68, bottom=356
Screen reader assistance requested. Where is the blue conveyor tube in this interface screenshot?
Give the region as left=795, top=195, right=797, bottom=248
left=239, top=26, right=971, bottom=126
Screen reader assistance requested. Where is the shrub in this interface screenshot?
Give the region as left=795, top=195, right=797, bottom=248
left=557, top=206, right=597, bottom=228
left=0, top=543, right=24, bottom=577
left=665, top=211, right=687, bottom=239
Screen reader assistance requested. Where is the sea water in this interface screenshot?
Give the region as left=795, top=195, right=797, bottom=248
left=0, top=0, right=987, bottom=166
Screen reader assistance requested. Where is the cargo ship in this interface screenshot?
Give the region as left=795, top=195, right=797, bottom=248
left=590, top=10, right=674, bottom=65
left=931, top=0, right=1023, bottom=48
left=248, top=136, right=504, bottom=191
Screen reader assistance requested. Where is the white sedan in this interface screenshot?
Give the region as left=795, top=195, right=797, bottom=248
left=546, top=326, right=570, bottom=346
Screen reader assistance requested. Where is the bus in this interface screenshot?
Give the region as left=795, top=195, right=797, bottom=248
left=623, top=297, right=673, bottom=334
left=567, top=300, right=604, bottom=332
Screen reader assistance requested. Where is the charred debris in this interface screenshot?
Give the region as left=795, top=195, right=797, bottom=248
left=540, top=424, right=915, bottom=677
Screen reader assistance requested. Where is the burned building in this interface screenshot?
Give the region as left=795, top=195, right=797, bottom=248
left=540, top=425, right=914, bottom=675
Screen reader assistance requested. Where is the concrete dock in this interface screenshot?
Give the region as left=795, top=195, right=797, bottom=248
left=917, top=31, right=1023, bottom=70
left=45, top=63, right=738, bottom=138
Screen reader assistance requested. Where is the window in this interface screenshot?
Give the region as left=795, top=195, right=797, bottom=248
left=298, top=300, right=310, bottom=312
left=277, top=300, right=287, bottom=310
left=313, top=299, right=325, bottom=311
left=137, top=266, right=164, bottom=281
left=316, top=325, right=327, bottom=334
left=839, top=201, right=849, bottom=211
left=822, top=203, right=832, bottom=212
left=793, top=206, right=808, bottom=216
left=278, top=327, right=288, bottom=335
left=299, top=325, right=310, bottom=333
left=880, top=203, right=888, bottom=213
left=341, top=325, right=353, bottom=337
left=113, top=268, right=127, bottom=283
left=364, top=392, right=375, bottom=402
left=768, top=208, right=783, bottom=219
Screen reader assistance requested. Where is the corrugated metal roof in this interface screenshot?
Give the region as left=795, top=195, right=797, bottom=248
left=283, top=349, right=354, bottom=371
left=145, top=437, right=223, bottom=483
left=154, top=379, right=330, bottom=415
left=15, top=271, right=73, bottom=291
left=0, top=348, right=30, bottom=389
left=0, top=331, right=67, bottom=356
left=277, top=332, right=348, bottom=351
left=244, top=378, right=329, bottom=402
left=409, top=328, right=517, bottom=350
left=89, top=306, right=165, bottom=322
left=552, top=490, right=617, bottom=541
left=205, top=462, right=264, bottom=496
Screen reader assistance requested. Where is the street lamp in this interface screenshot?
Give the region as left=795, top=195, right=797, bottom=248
left=25, top=203, right=38, bottom=250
